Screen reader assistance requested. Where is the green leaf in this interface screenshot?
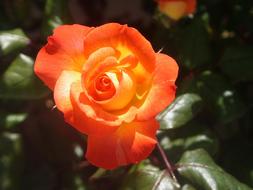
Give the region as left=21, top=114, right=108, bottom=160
left=0, top=29, right=29, bottom=56
left=42, top=0, right=70, bottom=36
left=120, top=164, right=180, bottom=190
left=175, top=15, right=212, bottom=69
left=159, top=123, right=219, bottom=162
left=251, top=171, right=253, bottom=187
left=72, top=174, right=87, bottom=190
left=177, top=149, right=253, bottom=190
left=179, top=71, right=246, bottom=124
left=0, top=112, right=27, bottom=130
left=181, top=184, right=197, bottom=190
left=220, top=46, right=253, bottom=82
left=0, top=132, right=24, bottom=190
left=90, top=168, right=107, bottom=180
left=157, top=93, right=203, bottom=130
left=0, top=54, right=49, bottom=99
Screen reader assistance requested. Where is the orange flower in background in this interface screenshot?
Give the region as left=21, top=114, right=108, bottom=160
left=34, top=23, right=178, bottom=169
left=157, top=0, right=196, bottom=20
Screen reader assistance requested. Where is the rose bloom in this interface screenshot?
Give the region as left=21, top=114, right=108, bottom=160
left=35, top=23, right=178, bottom=169
left=157, top=0, right=196, bottom=20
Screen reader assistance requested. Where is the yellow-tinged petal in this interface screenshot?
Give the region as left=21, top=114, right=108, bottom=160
left=95, top=70, right=136, bottom=111
left=54, top=70, right=81, bottom=116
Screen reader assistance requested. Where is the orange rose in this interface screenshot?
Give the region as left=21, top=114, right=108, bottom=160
left=34, top=23, right=178, bottom=169
left=157, top=0, right=196, bottom=20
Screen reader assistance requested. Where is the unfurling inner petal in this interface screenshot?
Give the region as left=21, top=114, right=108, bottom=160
left=81, top=46, right=142, bottom=111
left=93, top=70, right=136, bottom=111
left=90, top=74, right=116, bottom=101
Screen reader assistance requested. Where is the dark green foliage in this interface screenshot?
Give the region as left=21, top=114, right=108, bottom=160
left=0, top=0, right=253, bottom=189
left=174, top=16, right=212, bottom=70
left=179, top=71, right=246, bottom=124
left=0, top=29, right=29, bottom=56
left=157, top=93, right=203, bottom=129
left=0, top=54, right=49, bottom=99
left=120, top=163, right=180, bottom=190
left=177, top=149, right=252, bottom=190
left=220, top=46, right=253, bottom=82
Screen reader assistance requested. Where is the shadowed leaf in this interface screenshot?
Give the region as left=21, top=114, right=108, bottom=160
left=177, top=149, right=253, bottom=190
left=0, top=112, right=27, bottom=130
left=0, top=29, right=29, bottom=56
left=0, top=54, right=49, bottom=99
left=157, top=93, right=203, bottom=130
left=120, top=164, right=180, bottom=190
left=220, top=46, right=253, bottom=82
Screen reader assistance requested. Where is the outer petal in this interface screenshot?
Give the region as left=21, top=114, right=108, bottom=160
left=34, top=24, right=92, bottom=89
left=137, top=53, right=178, bottom=120
left=128, top=120, right=159, bottom=162
left=53, top=70, right=81, bottom=119
left=86, top=120, right=158, bottom=169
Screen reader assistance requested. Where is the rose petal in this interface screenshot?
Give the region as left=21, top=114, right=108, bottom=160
left=34, top=24, right=92, bottom=89
left=82, top=47, right=116, bottom=80
left=91, top=73, right=116, bottom=101
left=185, top=0, right=196, bottom=14
left=70, top=81, right=119, bottom=135
left=81, top=48, right=118, bottom=101
left=137, top=53, right=178, bottom=120
left=159, top=1, right=187, bottom=20
left=54, top=70, right=81, bottom=119
left=158, top=0, right=196, bottom=18
left=83, top=23, right=156, bottom=83
left=70, top=81, right=140, bottom=135
left=81, top=46, right=137, bottom=111
left=95, top=70, right=136, bottom=111
left=86, top=120, right=158, bottom=169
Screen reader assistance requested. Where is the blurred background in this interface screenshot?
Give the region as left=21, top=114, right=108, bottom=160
left=0, top=0, right=253, bottom=189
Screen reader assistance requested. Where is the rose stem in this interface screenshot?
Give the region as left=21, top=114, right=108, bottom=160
left=157, top=143, right=178, bottom=183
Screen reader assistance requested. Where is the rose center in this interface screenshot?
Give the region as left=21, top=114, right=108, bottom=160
left=82, top=47, right=139, bottom=111
left=95, top=75, right=112, bottom=91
